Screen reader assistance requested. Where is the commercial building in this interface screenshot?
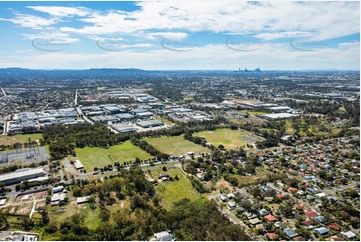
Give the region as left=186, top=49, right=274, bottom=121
left=115, top=113, right=135, bottom=121
left=267, top=106, right=291, bottom=113
left=171, top=108, right=192, bottom=113
left=135, top=95, right=158, bottom=103
left=90, top=115, right=118, bottom=123
left=132, top=108, right=149, bottom=114
left=27, top=176, right=49, bottom=183
left=111, top=124, right=137, bottom=133
left=136, top=111, right=154, bottom=118
left=87, top=111, right=104, bottom=116
left=259, top=113, right=298, bottom=120
left=103, top=106, right=124, bottom=114
left=136, top=120, right=164, bottom=129
left=0, top=168, right=46, bottom=185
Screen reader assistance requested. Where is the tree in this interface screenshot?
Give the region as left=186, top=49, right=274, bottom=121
left=0, top=214, right=9, bottom=230
left=99, top=209, right=111, bottom=222
left=41, top=210, right=50, bottom=225
left=21, top=217, right=34, bottom=230
left=279, top=204, right=293, bottom=218
left=72, top=186, right=82, bottom=197
left=45, top=220, right=58, bottom=233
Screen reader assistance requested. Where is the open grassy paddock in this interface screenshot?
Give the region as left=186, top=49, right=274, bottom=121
left=194, top=128, right=263, bottom=149
left=0, top=133, right=43, bottom=146
left=144, top=135, right=209, bottom=156
left=75, top=140, right=153, bottom=171
left=148, top=167, right=200, bottom=209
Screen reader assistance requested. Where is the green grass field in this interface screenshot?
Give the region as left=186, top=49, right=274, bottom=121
left=148, top=167, right=200, bottom=209
left=194, top=128, right=263, bottom=149
left=47, top=201, right=102, bottom=239
left=75, top=140, right=153, bottom=171
left=144, top=135, right=209, bottom=156
left=0, top=133, right=43, bottom=146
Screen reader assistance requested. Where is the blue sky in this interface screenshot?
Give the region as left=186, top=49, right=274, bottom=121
left=0, top=1, right=359, bottom=70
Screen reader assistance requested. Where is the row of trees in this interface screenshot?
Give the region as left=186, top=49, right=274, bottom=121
left=183, top=132, right=209, bottom=147
left=130, top=138, right=169, bottom=161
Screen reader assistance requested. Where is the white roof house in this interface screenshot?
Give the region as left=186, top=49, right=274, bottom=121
left=74, top=159, right=84, bottom=169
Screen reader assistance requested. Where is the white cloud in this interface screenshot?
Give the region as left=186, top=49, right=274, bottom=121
left=22, top=31, right=80, bottom=43
left=54, top=1, right=360, bottom=42
left=144, top=32, right=188, bottom=40
left=27, top=6, right=91, bottom=17
left=339, top=41, right=360, bottom=47
left=0, top=13, right=59, bottom=29
left=255, top=31, right=314, bottom=40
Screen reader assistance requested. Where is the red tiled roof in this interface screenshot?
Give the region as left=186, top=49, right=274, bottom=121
left=276, top=193, right=288, bottom=199
left=340, top=210, right=350, bottom=217
left=292, top=236, right=305, bottom=241
left=303, top=219, right=314, bottom=226
left=288, top=187, right=298, bottom=192
left=294, top=204, right=304, bottom=210
left=265, top=214, right=277, bottom=222
left=304, top=209, right=318, bottom=218
left=265, top=233, right=278, bottom=240
left=329, top=223, right=341, bottom=231
left=330, top=236, right=346, bottom=241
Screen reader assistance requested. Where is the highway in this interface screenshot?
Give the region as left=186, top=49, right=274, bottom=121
left=73, top=89, right=94, bottom=124
left=74, top=89, right=78, bottom=106
left=0, top=87, right=6, bottom=97
left=2, top=119, right=9, bottom=135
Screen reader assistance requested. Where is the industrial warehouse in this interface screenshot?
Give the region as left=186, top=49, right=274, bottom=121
left=0, top=168, right=46, bottom=185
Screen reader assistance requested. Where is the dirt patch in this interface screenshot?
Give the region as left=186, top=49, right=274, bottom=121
left=241, top=136, right=260, bottom=143
left=216, top=179, right=233, bottom=192
left=16, top=205, right=32, bottom=216
left=16, top=191, right=47, bottom=202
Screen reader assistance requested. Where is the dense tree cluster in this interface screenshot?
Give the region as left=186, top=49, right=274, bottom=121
left=42, top=124, right=131, bottom=160
left=167, top=198, right=250, bottom=240
left=32, top=168, right=251, bottom=241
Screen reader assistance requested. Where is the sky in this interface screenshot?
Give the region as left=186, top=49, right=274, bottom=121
left=0, top=1, right=359, bottom=70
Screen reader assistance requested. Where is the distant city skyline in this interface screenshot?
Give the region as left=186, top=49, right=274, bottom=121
left=0, top=1, right=359, bottom=70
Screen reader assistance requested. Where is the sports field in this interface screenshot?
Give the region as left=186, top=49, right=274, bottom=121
left=0, top=133, right=43, bottom=146
left=194, top=128, right=263, bottom=149
left=144, top=135, right=209, bottom=156
left=75, top=140, right=153, bottom=171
